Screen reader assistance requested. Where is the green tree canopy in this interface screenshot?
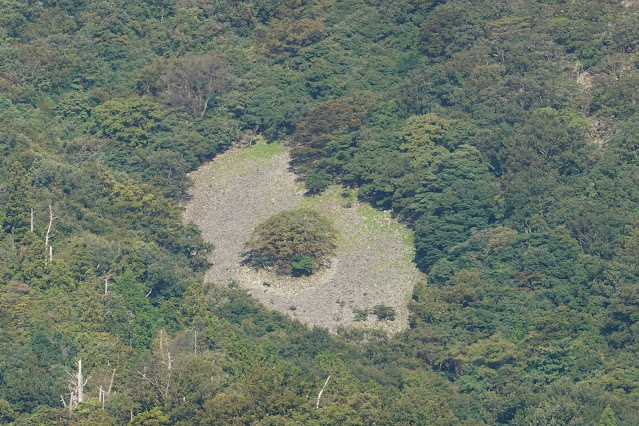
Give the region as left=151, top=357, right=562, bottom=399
left=243, top=208, right=337, bottom=276
left=91, top=97, right=165, bottom=147
left=2, top=161, right=34, bottom=238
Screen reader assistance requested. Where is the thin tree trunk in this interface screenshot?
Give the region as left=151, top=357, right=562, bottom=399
left=316, top=375, right=330, bottom=410
left=107, top=368, right=116, bottom=395
left=100, top=386, right=106, bottom=410
left=45, top=204, right=53, bottom=247
left=77, top=359, right=84, bottom=404
left=45, top=204, right=53, bottom=263
left=67, top=359, right=89, bottom=410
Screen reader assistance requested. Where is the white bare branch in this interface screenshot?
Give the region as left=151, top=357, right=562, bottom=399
left=107, top=368, right=116, bottom=395
left=45, top=204, right=54, bottom=264
left=316, top=375, right=331, bottom=410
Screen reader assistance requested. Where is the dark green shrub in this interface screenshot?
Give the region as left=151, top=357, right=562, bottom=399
left=304, top=167, right=332, bottom=194
left=291, top=254, right=315, bottom=276
left=372, top=305, right=396, bottom=321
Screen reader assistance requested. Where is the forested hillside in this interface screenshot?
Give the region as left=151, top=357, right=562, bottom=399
left=1, top=0, right=639, bottom=423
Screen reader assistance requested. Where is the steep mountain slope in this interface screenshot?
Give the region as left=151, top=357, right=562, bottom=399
left=2, top=0, right=639, bottom=423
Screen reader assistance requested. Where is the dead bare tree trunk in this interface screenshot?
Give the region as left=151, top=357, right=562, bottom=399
left=95, top=368, right=116, bottom=410
left=164, top=352, right=173, bottom=397
left=45, top=204, right=54, bottom=264
left=30, top=208, right=34, bottom=232
left=316, top=375, right=330, bottom=410
left=77, top=359, right=84, bottom=403
left=107, top=368, right=116, bottom=395
left=99, top=386, right=105, bottom=410
left=103, top=272, right=114, bottom=297
left=45, top=204, right=52, bottom=249
left=66, top=359, right=89, bottom=410
left=137, top=332, right=175, bottom=401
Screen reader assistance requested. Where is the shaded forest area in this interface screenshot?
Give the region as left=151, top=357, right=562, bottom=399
left=1, top=0, right=639, bottom=423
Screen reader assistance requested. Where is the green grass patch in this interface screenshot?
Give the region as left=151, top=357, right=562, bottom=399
left=193, top=140, right=287, bottom=183
left=355, top=204, right=414, bottom=246
left=298, top=185, right=415, bottom=250
left=234, top=140, right=285, bottom=162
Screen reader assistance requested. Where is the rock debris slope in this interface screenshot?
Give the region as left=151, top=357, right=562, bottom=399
left=184, top=142, right=424, bottom=333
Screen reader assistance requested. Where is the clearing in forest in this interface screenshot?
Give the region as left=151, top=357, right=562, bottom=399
left=183, top=141, right=424, bottom=333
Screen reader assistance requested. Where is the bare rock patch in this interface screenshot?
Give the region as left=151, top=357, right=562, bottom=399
left=183, top=142, right=424, bottom=333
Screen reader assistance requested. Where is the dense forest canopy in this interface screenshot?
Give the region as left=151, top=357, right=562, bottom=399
left=1, top=0, right=639, bottom=423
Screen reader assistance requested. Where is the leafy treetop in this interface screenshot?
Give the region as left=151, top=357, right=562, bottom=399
left=242, top=208, right=337, bottom=276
